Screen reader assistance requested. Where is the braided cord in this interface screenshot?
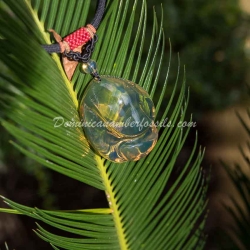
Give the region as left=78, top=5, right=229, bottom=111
left=91, top=0, right=106, bottom=29
left=41, top=43, right=61, bottom=53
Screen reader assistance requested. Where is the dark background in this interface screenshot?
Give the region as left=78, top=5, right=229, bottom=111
left=0, top=0, right=250, bottom=249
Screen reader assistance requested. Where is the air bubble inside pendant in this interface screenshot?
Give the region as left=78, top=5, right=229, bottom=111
left=79, top=62, right=158, bottom=163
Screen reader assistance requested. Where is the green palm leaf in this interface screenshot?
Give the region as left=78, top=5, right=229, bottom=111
left=221, top=110, right=250, bottom=250
left=0, top=0, right=207, bottom=249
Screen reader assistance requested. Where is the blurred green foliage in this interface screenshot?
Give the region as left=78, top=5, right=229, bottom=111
left=143, top=0, right=250, bottom=115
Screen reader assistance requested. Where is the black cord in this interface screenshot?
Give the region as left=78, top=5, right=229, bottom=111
left=41, top=43, right=61, bottom=53
left=91, top=0, right=106, bottom=29
left=42, top=0, right=106, bottom=56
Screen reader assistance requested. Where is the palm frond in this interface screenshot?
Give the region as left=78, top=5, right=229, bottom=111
left=221, top=110, right=250, bottom=250
left=0, top=0, right=207, bottom=249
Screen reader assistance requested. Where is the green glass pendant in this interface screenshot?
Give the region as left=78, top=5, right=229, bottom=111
left=79, top=62, right=158, bottom=162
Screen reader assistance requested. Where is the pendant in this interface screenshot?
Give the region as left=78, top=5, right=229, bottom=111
left=79, top=61, right=158, bottom=163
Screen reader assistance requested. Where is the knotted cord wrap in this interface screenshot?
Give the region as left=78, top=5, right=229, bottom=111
left=63, top=25, right=95, bottom=51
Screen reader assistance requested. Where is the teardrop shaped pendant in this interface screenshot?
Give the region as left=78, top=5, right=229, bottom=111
left=79, top=61, right=158, bottom=163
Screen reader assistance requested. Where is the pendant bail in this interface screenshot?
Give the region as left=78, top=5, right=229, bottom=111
left=81, top=60, right=101, bottom=81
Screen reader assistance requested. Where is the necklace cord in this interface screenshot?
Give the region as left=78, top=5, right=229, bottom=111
left=91, top=0, right=106, bottom=30
left=41, top=0, right=106, bottom=59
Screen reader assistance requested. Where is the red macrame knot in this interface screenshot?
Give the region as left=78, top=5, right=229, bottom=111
left=64, top=27, right=92, bottom=50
